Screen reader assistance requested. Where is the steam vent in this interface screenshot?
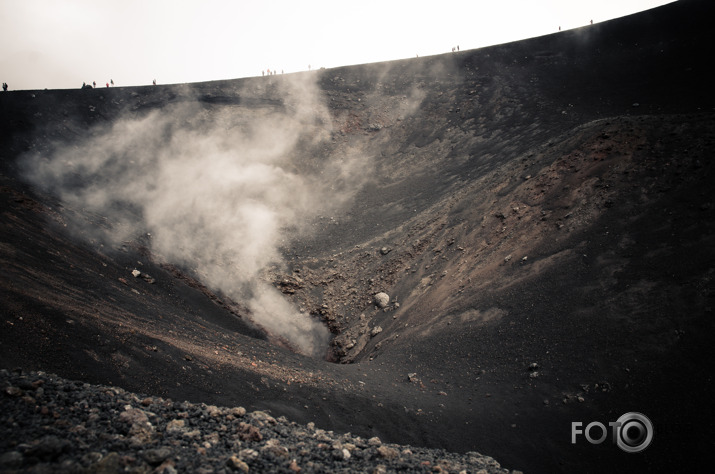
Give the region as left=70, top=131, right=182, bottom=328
left=2, top=1, right=714, bottom=472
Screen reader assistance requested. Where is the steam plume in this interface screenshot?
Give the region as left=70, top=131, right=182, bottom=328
left=22, top=75, right=364, bottom=357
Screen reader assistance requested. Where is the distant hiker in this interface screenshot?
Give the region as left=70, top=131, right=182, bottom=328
left=92, top=81, right=96, bottom=88
left=457, top=45, right=460, bottom=51
left=106, top=82, right=109, bottom=88
left=262, top=70, right=265, bottom=76
left=590, top=19, right=593, bottom=25
left=111, top=79, right=114, bottom=86
left=2, top=82, right=7, bottom=91
left=153, top=79, right=156, bottom=85
left=559, top=26, right=561, bottom=31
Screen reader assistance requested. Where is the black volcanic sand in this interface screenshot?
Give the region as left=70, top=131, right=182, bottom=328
left=2, top=1, right=715, bottom=472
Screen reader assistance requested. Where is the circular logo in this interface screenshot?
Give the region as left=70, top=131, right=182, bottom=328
left=615, top=412, right=653, bottom=453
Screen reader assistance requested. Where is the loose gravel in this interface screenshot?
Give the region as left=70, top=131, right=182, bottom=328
left=1, top=369, right=519, bottom=473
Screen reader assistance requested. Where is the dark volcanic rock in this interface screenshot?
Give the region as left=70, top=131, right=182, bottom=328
left=0, top=370, right=514, bottom=473
left=1, top=2, right=714, bottom=473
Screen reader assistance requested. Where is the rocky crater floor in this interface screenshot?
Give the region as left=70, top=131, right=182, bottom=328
left=2, top=1, right=714, bottom=472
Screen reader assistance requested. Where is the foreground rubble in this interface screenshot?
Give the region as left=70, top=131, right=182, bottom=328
left=1, top=369, right=517, bottom=473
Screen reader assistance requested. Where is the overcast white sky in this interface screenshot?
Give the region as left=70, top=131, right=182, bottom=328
left=1, top=0, right=674, bottom=91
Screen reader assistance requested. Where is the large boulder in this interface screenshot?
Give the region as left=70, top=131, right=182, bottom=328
left=374, top=292, right=389, bottom=308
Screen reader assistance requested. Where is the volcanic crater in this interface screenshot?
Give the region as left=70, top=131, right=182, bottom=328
left=2, top=1, right=714, bottom=472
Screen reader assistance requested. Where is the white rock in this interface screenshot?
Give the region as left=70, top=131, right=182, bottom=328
left=374, top=292, right=390, bottom=308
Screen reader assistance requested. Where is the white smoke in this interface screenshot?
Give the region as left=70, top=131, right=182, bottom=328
left=23, top=74, right=365, bottom=358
